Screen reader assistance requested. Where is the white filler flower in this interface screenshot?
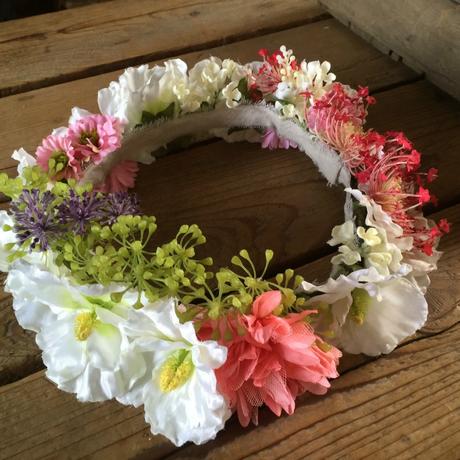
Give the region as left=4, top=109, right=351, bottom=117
left=119, top=297, right=231, bottom=446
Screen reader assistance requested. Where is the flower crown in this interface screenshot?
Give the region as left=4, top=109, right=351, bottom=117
left=0, top=46, right=449, bottom=446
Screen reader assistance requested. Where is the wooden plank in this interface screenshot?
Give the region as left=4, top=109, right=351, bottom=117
left=0, top=0, right=326, bottom=97
left=320, top=0, right=460, bottom=101
left=0, top=79, right=459, bottom=385
left=169, top=324, right=460, bottom=460
left=1, top=287, right=458, bottom=459
left=0, top=18, right=418, bottom=169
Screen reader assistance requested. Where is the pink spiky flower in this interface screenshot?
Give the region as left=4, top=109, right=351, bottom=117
left=362, top=132, right=449, bottom=255
left=306, top=83, right=375, bottom=166
left=252, top=47, right=300, bottom=95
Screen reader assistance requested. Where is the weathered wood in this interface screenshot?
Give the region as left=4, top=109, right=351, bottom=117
left=320, top=0, right=460, bottom=101
left=1, top=79, right=459, bottom=385
left=1, top=309, right=458, bottom=459
left=0, top=18, right=418, bottom=169
left=0, top=0, right=327, bottom=97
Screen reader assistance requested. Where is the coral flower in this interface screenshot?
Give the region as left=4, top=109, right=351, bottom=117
left=67, top=114, right=123, bottom=163
left=36, top=134, right=81, bottom=180
left=200, top=290, right=341, bottom=427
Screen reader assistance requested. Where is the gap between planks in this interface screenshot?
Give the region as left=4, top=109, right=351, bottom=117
left=1, top=317, right=459, bottom=459
left=0, top=0, right=329, bottom=98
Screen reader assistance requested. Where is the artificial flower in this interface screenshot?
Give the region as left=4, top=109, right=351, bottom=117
left=118, top=297, right=230, bottom=446
left=98, top=159, right=139, bottom=192
left=261, top=128, right=297, bottom=150
left=11, top=189, right=62, bottom=250
left=200, top=290, right=341, bottom=427
left=0, top=211, right=19, bottom=271
left=346, top=188, right=413, bottom=252
left=12, top=148, right=36, bottom=178
left=331, top=244, right=361, bottom=266
left=67, top=111, right=123, bottom=163
left=36, top=133, right=81, bottom=180
left=8, top=264, right=145, bottom=401
left=328, top=220, right=356, bottom=246
left=98, top=64, right=158, bottom=130
left=5, top=261, right=57, bottom=332
left=221, top=81, right=242, bottom=108
left=329, top=219, right=406, bottom=276
left=300, top=267, right=427, bottom=355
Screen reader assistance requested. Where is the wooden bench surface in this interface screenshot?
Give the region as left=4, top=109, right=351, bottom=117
left=0, top=1, right=459, bottom=458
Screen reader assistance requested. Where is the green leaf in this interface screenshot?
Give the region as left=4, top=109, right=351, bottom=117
left=140, top=102, right=176, bottom=125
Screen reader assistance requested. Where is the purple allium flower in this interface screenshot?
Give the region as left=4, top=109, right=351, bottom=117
left=103, top=192, right=141, bottom=225
left=11, top=189, right=61, bottom=250
left=58, top=190, right=105, bottom=235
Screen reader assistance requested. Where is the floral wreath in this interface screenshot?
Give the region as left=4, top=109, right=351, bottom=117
left=0, top=46, right=449, bottom=446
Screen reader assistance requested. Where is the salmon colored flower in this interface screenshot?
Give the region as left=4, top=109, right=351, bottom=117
left=200, top=290, right=341, bottom=427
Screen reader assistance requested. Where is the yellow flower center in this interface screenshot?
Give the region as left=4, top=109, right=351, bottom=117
left=158, top=349, right=194, bottom=393
left=74, top=311, right=95, bottom=341
left=350, top=288, right=371, bottom=325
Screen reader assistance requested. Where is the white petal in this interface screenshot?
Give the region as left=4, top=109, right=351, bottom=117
left=338, top=278, right=428, bottom=356
left=87, top=321, right=122, bottom=370
left=68, top=106, right=93, bottom=124
left=12, top=148, right=36, bottom=177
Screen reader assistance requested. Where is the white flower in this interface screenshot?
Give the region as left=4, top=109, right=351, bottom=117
left=274, top=101, right=301, bottom=120
left=357, top=226, right=381, bottom=246
left=328, top=220, right=355, bottom=246
left=331, top=245, right=361, bottom=266
left=12, top=148, right=36, bottom=178
left=5, top=261, right=56, bottom=331
left=8, top=264, right=144, bottom=402
left=98, top=61, right=190, bottom=130
left=299, top=60, right=335, bottom=99
left=329, top=219, right=406, bottom=276
left=347, top=188, right=413, bottom=252
left=404, top=248, right=442, bottom=294
left=98, top=64, right=155, bottom=130
left=221, top=81, right=242, bottom=108
left=358, top=226, right=405, bottom=276
left=118, top=297, right=231, bottom=446
left=300, top=267, right=427, bottom=356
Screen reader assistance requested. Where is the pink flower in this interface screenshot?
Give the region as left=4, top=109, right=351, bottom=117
left=67, top=114, right=123, bottom=163
left=36, top=134, right=81, bottom=180
left=253, top=48, right=298, bottom=95
left=200, top=291, right=341, bottom=427
left=261, top=128, right=297, bottom=150
left=306, top=83, right=374, bottom=167
left=97, top=160, right=139, bottom=192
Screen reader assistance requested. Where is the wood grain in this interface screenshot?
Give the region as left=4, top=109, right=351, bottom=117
left=320, top=0, right=460, bottom=101
left=0, top=299, right=458, bottom=460
left=0, top=18, right=417, bottom=169
left=0, top=0, right=326, bottom=97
